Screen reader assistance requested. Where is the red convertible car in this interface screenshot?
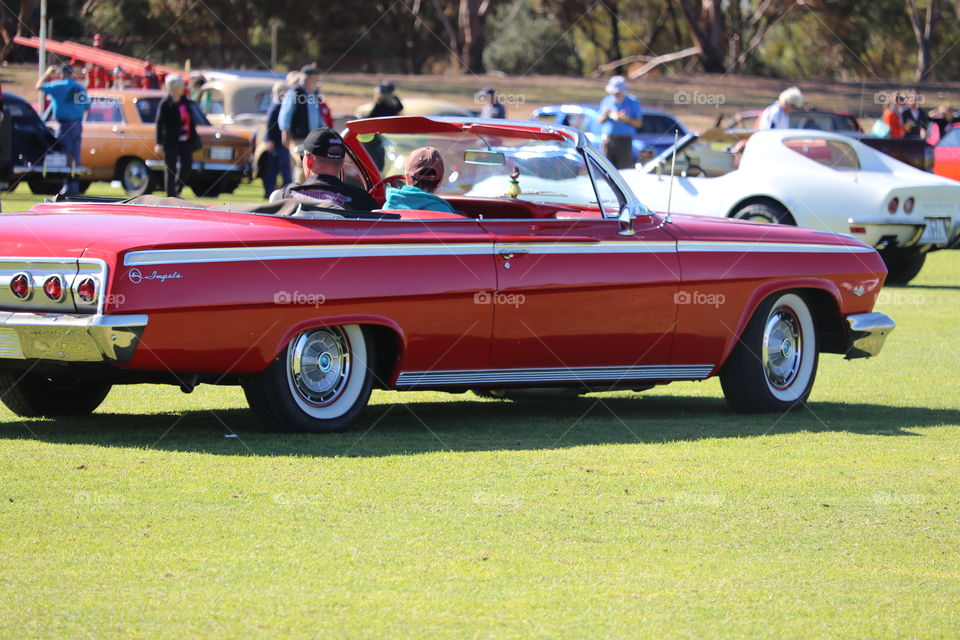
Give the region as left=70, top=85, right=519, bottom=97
left=0, top=117, right=894, bottom=433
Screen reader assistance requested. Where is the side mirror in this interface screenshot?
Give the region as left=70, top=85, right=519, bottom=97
left=618, top=206, right=635, bottom=236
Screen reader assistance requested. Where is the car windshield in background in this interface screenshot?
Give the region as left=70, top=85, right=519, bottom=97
left=789, top=114, right=858, bottom=131
left=374, top=132, right=609, bottom=210
left=783, top=137, right=860, bottom=170
left=135, top=97, right=211, bottom=127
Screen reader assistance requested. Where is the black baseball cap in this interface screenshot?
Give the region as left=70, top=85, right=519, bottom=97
left=297, top=128, right=345, bottom=159
left=300, top=64, right=319, bottom=76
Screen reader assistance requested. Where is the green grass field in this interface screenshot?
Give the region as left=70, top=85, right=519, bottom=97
left=0, top=181, right=958, bottom=638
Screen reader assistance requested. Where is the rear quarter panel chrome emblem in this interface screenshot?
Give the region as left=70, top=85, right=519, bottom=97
left=127, top=268, right=183, bottom=284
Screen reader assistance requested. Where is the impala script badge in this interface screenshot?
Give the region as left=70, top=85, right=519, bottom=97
left=128, top=268, right=183, bottom=284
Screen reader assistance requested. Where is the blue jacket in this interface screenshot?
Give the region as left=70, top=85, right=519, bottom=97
left=42, top=78, right=89, bottom=122
left=384, top=185, right=457, bottom=213
left=265, top=101, right=283, bottom=148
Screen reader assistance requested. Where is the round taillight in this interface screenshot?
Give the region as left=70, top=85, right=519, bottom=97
left=10, top=273, right=31, bottom=299
left=76, top=277, right=97, bottom=303
left=887, top=197, right=899, bottom=214
left=43, top=275, right=64, bottom=301
left=903, top=197, right=915, bottom=214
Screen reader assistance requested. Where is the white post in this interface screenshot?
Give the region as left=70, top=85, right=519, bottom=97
left=38, top=0, right=48, bottom=97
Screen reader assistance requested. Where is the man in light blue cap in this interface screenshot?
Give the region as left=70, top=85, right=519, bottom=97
left=36, top=63, right=90, bottom=193
left=597, top=75, right=642, bottom=169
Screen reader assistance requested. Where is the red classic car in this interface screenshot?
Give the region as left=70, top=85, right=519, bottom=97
left=0, top=116, right=894, bottom=433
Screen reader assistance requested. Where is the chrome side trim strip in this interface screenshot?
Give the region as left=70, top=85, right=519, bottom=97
left=124, top=243, right=496, bottom=266
left=678, top=241, right=876, bottom=254
left=124, top=239, right=873, bottom=267
left=396, top=364, right=713, bottom=387
left=495, top=241, right=676, bottom=254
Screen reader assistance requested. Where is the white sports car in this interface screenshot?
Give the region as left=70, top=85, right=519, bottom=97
left=622, top=129, right=960, bottom=284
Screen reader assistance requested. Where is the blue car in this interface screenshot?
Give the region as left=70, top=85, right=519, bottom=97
left=531, top=103, right=689, bottom=164
left=0, top=91, right=81, bottom=195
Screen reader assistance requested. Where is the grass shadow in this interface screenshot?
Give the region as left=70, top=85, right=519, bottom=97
left=0, top=394, right=952, bottom=458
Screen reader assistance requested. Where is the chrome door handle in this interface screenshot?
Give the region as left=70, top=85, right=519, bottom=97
left=499, top=249, right=528, bottom=260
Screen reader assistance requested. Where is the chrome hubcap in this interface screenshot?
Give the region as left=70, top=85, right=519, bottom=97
left=125, top=162, right=148, bottom=190
left=288, top=328, right=351, bottom=406
left=762, top=307, right=802, bottom=390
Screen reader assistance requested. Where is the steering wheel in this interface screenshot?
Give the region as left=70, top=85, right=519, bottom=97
left=368, top=174, right=405, bottom=194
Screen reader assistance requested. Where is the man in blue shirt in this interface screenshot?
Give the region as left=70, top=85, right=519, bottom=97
left=278, top=65, right=331, bottom=182
left=597, top=75, right=642, bottom=169
left=383, top=147, right=458, bottom=214
left=35, top=64, right=90, bottom=193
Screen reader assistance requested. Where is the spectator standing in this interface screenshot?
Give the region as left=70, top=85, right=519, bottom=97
left=478, top=87, right=505, bottom=119
left=383, top=146, right=457, bottom=213
left=597, top=75, right=642, bottom=169
left=189, top=73, right=207, bottom=102
left=35, top=63, right=90, bottom=194
left=279, top=65, right=333, bottom=182
left=366, top=80, right=404, bottom=118
left=269, top=127, right=378, bottom=211
left=927, top=103, right=955, bottom=145
left=882, top=93, right=904, bottom=138
left=757, top=87, right=803, bottom=130
left=154, top=74, right=200, bottom=197
left=361, top=80, right=404, bottom=169
left=262, top=81, right=293, bottom=198
left=901, top=89, right=929, bottom=139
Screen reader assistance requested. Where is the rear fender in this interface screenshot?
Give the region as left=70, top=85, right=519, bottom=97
left=268, top=314, right=407, bottom=383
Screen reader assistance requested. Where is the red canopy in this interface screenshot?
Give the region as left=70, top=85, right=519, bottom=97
left=14, top=36, right=183, bottom=77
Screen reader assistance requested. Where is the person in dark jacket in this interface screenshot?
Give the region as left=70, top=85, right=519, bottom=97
left=901, top=89, right=930, bottom=139
left=361, top=80, right=404, bottom=169
left=262, top=81, right=292, bottom=198
left=269, top=127, right=378, bottom=211
left=154, top=74, right=200, bottom=197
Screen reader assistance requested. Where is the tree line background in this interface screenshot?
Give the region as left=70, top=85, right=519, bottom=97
left=0, top=0, right=954, bottom=82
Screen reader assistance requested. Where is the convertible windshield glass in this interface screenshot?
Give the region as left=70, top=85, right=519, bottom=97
left=370, top=132, right=615, bottom=211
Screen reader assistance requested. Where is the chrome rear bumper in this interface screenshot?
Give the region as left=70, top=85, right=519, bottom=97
left=844, top=312, right=895, bottom=359
left=0, top=312, right=147, bottom=363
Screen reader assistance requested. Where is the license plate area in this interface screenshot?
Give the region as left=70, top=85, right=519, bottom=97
left=209, top=146, right=234, bottom=161
left=919, top=217, right=949, bottom=245
left=44, top=152, right=68, bottom=168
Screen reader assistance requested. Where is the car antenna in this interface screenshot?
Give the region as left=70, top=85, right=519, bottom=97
left=664, top=129, right=679, bottom=224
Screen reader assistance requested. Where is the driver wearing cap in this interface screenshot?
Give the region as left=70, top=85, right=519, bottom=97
left=269, top=127, right=378, bottom=211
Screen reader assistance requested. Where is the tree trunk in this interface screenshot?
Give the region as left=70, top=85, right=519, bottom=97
left=906, top=0, right=940, bottom=82
left=607, top=0, right=623, bottom=72
left=0, top=0, right=36, bottom=62
left=674, top=0, right=726, bottom=73
left=458, top=0, right=491, bottom=73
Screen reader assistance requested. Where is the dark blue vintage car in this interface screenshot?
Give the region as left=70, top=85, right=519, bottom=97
left=0, top=91, right=83, bottom=195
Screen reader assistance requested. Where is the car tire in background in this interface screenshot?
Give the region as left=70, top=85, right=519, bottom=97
left=732, top=200, right=796, bottom=225
left=242, top=325, right=374, bottom=433
left=719, top=291, right=819, bottom=413
left=881, top=248, right=927, bottom=285
left=0, top=370, right=112, bottom=417
left=25, top=180, right=90, bottom=195
left=120, top=157, right=155, bottom=197
left=189, top=180, right=223, bottom=198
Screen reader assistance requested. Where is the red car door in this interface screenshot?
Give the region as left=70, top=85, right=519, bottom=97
left=479, top=215, right=686, bottom=380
